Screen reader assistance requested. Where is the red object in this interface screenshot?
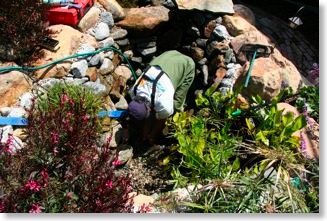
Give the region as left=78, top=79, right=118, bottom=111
left=47, top=0, right=94, bottom=26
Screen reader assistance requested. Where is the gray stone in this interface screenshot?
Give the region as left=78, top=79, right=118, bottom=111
left=88, top=54, right=101, bottom=66
left=70, top=60, right=88, bottom=78
left=198, top=58, right=207, bottom=66
left=137, top=46, right=157, bottom=57
left=104, top=51, right=115, bottom=60
left=94, top=22, right=110, bottom=41
left=72, top=78, right=89, bottom=85
left=100, top=11, right=115, bottom=28
left=19, top=92, right=34, bottom=111
left=110, top=28, right=128, bottom=40
left=220, top=78, right=233, bottom=88
left=99, top=37, right=115, bottom=48
left=224, top=48, right=234, bottom=64
left=186, top=25, right=201, bottom=38
left=131, top=56, right=143, bottom=64
left=8, top=107, right=26, bottom=118
left=83, top=81, right=107, bottom=96
left=0, top=107, right=12, bottom=117
left=201, top=65, right=209, bottom=85
left=212, top=24, right=231, bottom=41
left=117, top=144, right=133, bottom=164
left=76, top=44, right=96, bottom=55
left=116, top=38, right=130, bottom=47
left=38, top=78, right=61, bottom=90
left=99, top=58, right=114, bottom=75
left=161, top=0, right=177, bottom=8
left=195, top=38, right=207, bottom=49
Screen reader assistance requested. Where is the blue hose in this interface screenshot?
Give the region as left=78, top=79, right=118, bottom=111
left=0, top=46, right=137, bottom=81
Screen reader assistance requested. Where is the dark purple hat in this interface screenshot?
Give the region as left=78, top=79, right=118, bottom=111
left=128, top=99, right=150, bottom=120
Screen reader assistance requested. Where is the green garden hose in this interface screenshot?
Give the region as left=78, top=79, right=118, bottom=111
left=0, top=46, right=137, bottom=81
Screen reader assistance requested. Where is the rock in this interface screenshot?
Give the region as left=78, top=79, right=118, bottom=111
left=78, top=7, right=101, bottom=32
left=70, top=60, right=88, bottom=78
left=97, top=0, right=126, bottom=21
left=116, top=6, right=170, bottom=37
left=76, top=43, right=96, bottom=56
left=88, top=54, right=101, bottom=66
left=211, top=24, right=232, bottom=41
left=204, top=19, right=218, bottom=39
left=0, top=71, right=32, bottom=108
left=236, top=57, right=281, bottom=100
left=114, top=65, right=132, bottom=82
left=100, top=11, right=115, bottom=28
left=230, top=30, right=271, bottom=64
left=175, top=0, right=234, bottom=14
left=116, top=38, right=130, bottom=47
left=103, top=121, right=124, bottom=148
left=115, top=95, right=128, bottom=110
left=83, top=81, right=107, bottom=96
left=129, top=192, right=154, bottom=211
left=137, top=47, right=157, bottom=57
left=13, top=128, right=27, bottom=142
left=19, top=92, right=34, bottom=111
left=0, top=107, right=12, bottom=116
left=33, top=25, right=98, bottom=79
left=195, top=38, right=207, bottom=49
left=233, top=4, right=256, bottom=25
left=98, top=37, right=115, bottom=48
left=215, top=67, right=227, bottom=83
left=222, top=14, right=256, bottom=37
left=99, top=58, right=114, bottom=75
left=117, top=144, right=133, bottom=164
left=190, top=47, right=204, bottom=62
left=86, top=67, right=98, bottom=82
left=110, top=27, right=128, bottom=40
left=94, top=22, right=110, bottom=41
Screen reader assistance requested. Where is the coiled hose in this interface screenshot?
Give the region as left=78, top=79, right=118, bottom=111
left=0, top=46, right=137, bottom=80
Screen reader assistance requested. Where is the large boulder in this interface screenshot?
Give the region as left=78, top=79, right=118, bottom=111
left=232, top=30, right=307, bottom=99
left=0, top=70, right=32, bottom=108
left=97, top=0, right=125, bottom=21
left=233, top=4, right=256, bottom=25
left=78, top=6, right=101, bottom=32
left=33, top=25, right=98, bottom=79
left=175, top=0, right=234, bottom=14
left=222, top=14, right=256, bottom=37
left=116, top=6, right=170, bottom=37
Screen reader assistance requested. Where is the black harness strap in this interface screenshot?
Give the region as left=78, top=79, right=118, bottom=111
left=133, top=65, right=165, bottom=112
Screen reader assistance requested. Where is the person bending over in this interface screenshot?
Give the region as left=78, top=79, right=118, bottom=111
left=127, top=50, right=195, bottom=145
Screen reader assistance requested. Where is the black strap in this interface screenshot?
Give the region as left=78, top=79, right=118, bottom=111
left=133, top=65, right=165, bottom=112
left=150, top=70, right=165, bottom=111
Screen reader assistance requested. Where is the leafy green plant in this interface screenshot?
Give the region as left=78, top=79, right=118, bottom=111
left=294, top=86, right=319, bottom=122
left=0, top=83, right=133, bottom=212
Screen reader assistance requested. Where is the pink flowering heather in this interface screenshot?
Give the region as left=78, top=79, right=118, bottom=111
left=112, top=158, right=122, bottom=166
left=50, top=132, right=59, bottom=144
left=40, top=169, right=49, bottom=187
left=29, top=203, right=42, bottom=213
left=4, top=134, right=14, bottom=154
left=25, top=180, right=41, bottom=192
left=60, top=94, right=69, bottom=105
left=105, top=180, right=113, bottom=189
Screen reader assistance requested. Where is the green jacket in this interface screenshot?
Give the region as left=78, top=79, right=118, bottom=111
left=150, top=50, right=195, bottom=112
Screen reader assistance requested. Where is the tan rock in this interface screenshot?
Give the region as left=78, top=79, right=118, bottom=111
left=204, top=19, right=218, bottom=39
left=215, top=67, right=227, bottom=83
left=97, top=0, right=125, bottom=21
left=233, top=4, right=256, bottom=25
left=33, top=25, right=98, bottom=79
left=0, top=71, right=32, bottom=108
left=86, top=67, right=98, bottom=82
left=116, top=6, right=169, bottom=36
left=128, top=192, right=154, bottom=207
left=13, top=128, right=27, bottom=142
left=78, top=6, right=101, bottom=32
left=222, top=14, right=257, bottom=37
